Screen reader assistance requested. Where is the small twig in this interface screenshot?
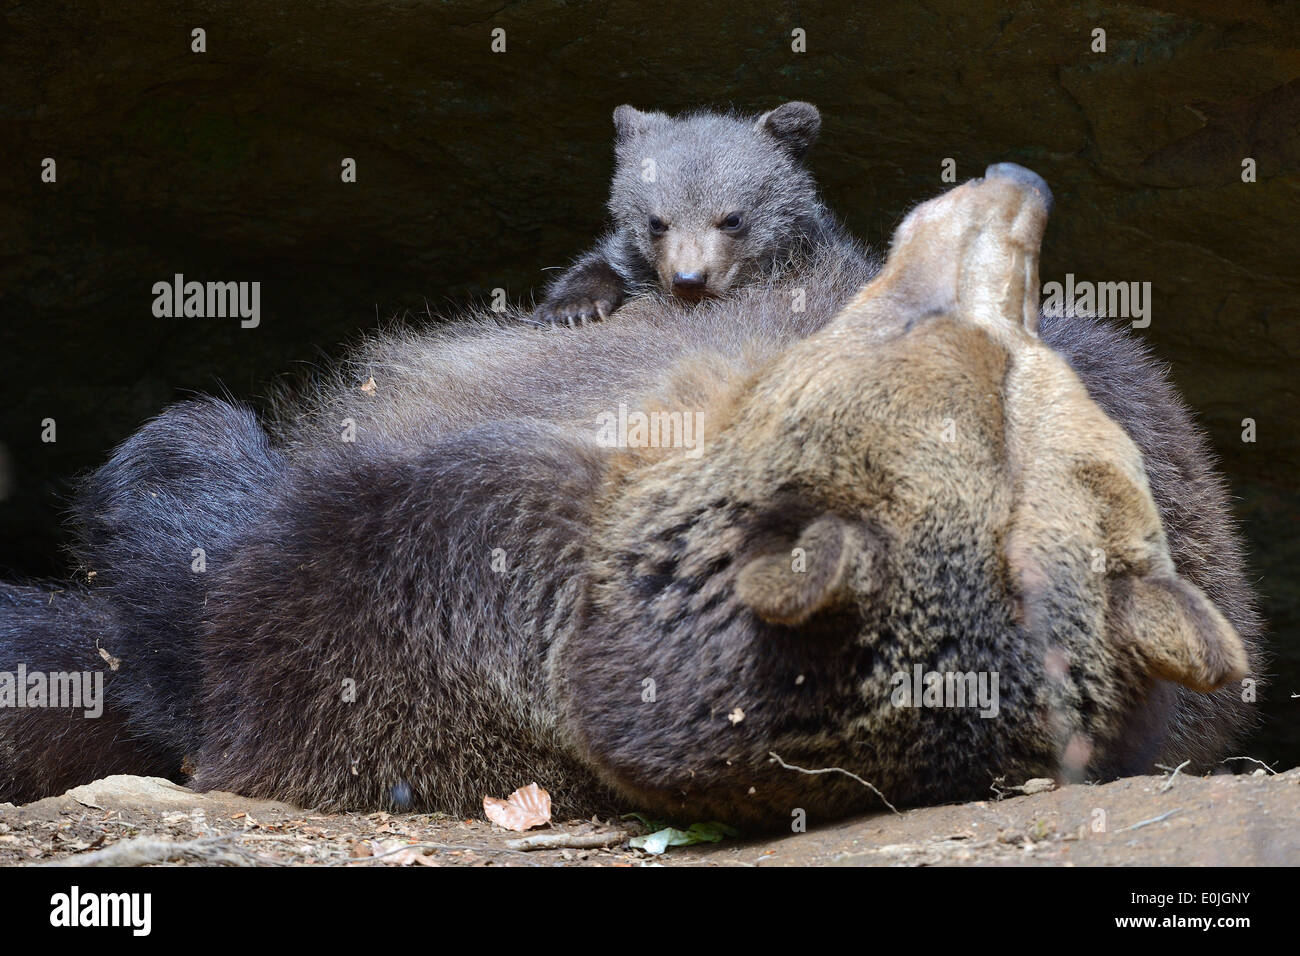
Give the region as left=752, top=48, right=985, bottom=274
left=339, top=839, right=555, bottom=865
left=344, top=841, right=503, bottom=864
left=1158, top=759, right=1191, bottom=792
left=1222, top=756, right=1277, bottom=775
left=769, top=751, right=899, bottom=814
left=990, top=775, right=1056, bottom=798
left=505, top=829, right=631, bottom=852
left=1121, top=809, right=1180, bottom=832
left=231, top=833, right=324, bottom=842
left=45, top=835, right=257, bottom=867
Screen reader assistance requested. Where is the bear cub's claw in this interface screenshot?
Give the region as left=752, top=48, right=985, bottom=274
left=535, top=294, right=618, bottom=327
left=535, top=258, right=626, bottom=327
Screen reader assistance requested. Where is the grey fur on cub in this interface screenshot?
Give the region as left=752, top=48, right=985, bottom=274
left=534, top=101, right=855, bottom=325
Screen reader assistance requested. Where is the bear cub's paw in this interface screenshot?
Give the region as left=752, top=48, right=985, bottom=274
left=536, top=263, right=626, bottom=326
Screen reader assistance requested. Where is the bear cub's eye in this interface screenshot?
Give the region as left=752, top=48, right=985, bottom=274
left=720, top=212, right=745, bottom=232
left=648, top=215, right=668, bottom=235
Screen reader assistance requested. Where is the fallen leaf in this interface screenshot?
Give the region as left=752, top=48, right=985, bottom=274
left=629, top=821, right=739, bottom=855
left=483, top=782, right=551, bottom=831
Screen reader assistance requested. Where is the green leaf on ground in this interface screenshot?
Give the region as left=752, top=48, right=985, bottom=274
left=625, top=818, right=741, bottom=855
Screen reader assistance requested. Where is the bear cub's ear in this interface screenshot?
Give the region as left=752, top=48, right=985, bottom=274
left=736, top=513, right=880, bottom=627
left=613, top=105, right=669, bottom=141
left=755, top=101, right=822, bottom=158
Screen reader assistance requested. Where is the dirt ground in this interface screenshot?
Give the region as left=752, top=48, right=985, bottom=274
left=2, top=768, right=1296, bottom=867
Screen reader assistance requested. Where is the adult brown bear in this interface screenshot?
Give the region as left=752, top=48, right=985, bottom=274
left=0, top=166, right=1261, bottom=827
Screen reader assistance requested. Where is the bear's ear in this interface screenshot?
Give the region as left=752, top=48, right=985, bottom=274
left=1012, top=524, right=1250, bottom=694
left=755, top=101, right=821, bottom=158
left=613, top=105, right=668, bottom=141
left=1109, top=573, right=1250, bottom=692
left=736, top=514, right=879, bottom=626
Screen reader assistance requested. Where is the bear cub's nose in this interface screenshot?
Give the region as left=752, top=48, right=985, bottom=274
left=672, top=272, right=708, bottom=298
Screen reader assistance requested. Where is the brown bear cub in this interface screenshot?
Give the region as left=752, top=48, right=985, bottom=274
left=532, top=101, right=859, bottom=325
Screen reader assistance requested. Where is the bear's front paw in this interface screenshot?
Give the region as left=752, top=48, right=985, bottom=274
left=534, top=293, right=618, bottom=327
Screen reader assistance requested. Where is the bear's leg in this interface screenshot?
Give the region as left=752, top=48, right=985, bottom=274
left=68, top=397, right=286, bottom=760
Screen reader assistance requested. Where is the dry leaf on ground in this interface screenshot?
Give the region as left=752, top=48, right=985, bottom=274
left=483, top=783, right=551, bottom=831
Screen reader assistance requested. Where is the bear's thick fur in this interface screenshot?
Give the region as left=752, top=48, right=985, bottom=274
left=0, top=167, right=1261, bottom=826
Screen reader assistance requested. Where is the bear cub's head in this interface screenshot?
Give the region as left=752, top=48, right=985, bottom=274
left=609, top=101, right=832, bottom=301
